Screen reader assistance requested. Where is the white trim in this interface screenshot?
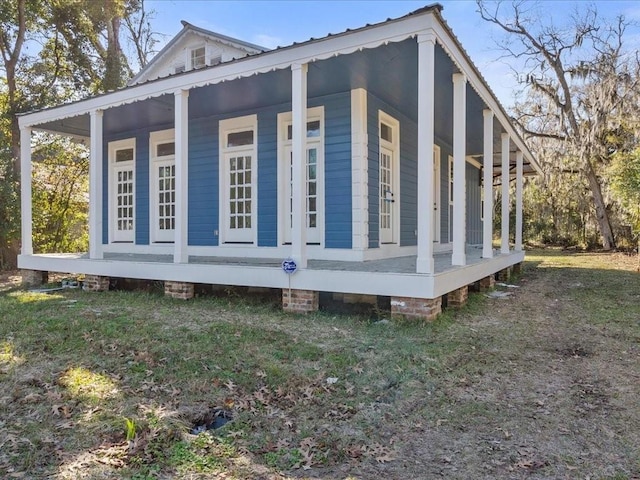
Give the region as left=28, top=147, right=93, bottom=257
left=432, top=145, right=441, bottom=243
left=17, top=249, right=524, bottom=300
left=416, top=31, right=436, bottom=273
left=17, top=8, right=538, bottom=173
left=291, top=63, right=308, bottom=267
left=149, top=129, right=176, bottom=243
left=482, top=109, right=494, bottom=259
left=451, top=72, right=466, bottom=266
left=277, top=105, right=325, bottom=246
left=466, top=156, right=482, bottom=169
left=89, top=110, right=104, bottom=259
left=501, top=133, right=510, bottom=254
left=18, top=13, right=439, bottom=130
left=430, top=20, right=538, bottom=172
left=378, top=110, right=400, bottom=245
left=515, top=150, right=523, bottom=252
left=108, top=137, right=136, bottom=243
left=351, top=88, right=369, bottom=251
left=20, top=127, right=33, bottom=256
left=219, top=114, right=258, bottom=245
left=174, top=90, right=189, bottom=263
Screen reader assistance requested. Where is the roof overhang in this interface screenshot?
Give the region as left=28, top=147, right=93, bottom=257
left=18, top=4, right=540, bottom=174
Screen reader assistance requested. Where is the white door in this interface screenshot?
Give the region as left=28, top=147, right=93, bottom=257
left=153, top=159, right=175, bottom=242
left=283, top=145, right=322, bottom=244
left=224, top=152, right=254, bottom=243
left=433, top=147, right=441, bottom=243
left=379, top=146, right=395, bottom=244
left=150, top=133, right=176, bottom=243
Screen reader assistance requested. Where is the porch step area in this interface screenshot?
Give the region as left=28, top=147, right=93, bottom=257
left=20, top=265, right=518, bottom=322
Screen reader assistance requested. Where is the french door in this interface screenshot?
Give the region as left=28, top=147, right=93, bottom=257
left=379, top=146, right=395, bottom=244
left=283, top=145, right=322, bottom=244
left=224, top=152, right=254, bottom=242
left=153, top=159, right=176, bottom=242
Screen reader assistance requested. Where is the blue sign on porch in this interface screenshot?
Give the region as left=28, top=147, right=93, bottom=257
left=282, top=258, right=297, bottom=275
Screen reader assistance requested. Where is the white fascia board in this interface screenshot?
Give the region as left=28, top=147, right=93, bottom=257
left=431, top=22, right=541, bottom=174
left=19, top=13, right=437, bottom=129
left=17, top=250, right=525, bottom=299
left=432, top=250, right=524, bottom=297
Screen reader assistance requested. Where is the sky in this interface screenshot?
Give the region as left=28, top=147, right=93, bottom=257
left=145, top=0, right=640, bottom=108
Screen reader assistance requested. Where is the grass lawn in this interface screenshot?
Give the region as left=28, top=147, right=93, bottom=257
left=1, top=250, right=639, bottom=479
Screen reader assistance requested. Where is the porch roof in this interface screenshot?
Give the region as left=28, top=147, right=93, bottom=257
left=17, top=3, right=540, bottom=174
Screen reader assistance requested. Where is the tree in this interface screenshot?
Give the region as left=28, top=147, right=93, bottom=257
left=31, top=137, right=89, bottom=253
left=477, top=1, right=640, bottom=249
left=0, top=0, right=158, bottom=269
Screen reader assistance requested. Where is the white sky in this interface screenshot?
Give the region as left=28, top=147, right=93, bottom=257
left=146, top=0, right=640, bottom=108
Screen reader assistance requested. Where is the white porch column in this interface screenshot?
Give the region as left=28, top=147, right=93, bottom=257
left=351, top=88, right=369, bottom=252
left=89, top=109, right=104, bottom=259
left=452, top=73, right=467, bottom=266
left=291, top=63, right=308, bottom=268
left=20, top=127, right=33, bottom=256
left=416, top=31, right=436, bottom=274
left=501, top=132, right=510, bottom=254
left=515, top=150, right=524, bottom=252
left=174, top=89, right=189, bottom=263
left=482, top=110, right=494, bottom=259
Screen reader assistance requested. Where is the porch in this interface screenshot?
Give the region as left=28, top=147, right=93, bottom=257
left=18, top=245, right=522, bottom=300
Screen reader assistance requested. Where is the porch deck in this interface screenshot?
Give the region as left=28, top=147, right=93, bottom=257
left=18, top=245, right=524, bottom=299
left=96, top=245, right=486, bottom=274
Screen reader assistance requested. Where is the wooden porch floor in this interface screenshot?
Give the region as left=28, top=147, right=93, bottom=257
left=92, top=245, right=493, bottom=275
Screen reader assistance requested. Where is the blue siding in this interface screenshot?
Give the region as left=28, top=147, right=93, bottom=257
left=367, top=95, right=380, bottom=248
left=102, top=91, right=353, bottom=250
left=466, top=162, right=482, bottom=244
left=367, top=93, right=418, bottom=247
left=188, top=116, right=218, bottom=246
left=321, top=92, right=352, bottom=249
left=440, top=144, right=453, bottom=243
left=102, top=141, right=108, bottom=245
left=135, top=130, right=150, bottom=245
left=257, top=108, right=279, bottom=247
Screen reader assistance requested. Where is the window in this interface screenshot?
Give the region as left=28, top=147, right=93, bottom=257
left=109, top=139, right=136, bottom=243
left=227, top=130, right=254, bottom=147
left=220, top=115, right=257, bottom=244
left=150, top=130, right=176, bottom=243
left=277, top=107, right=325, bottom=245
left=380, top=122, right=393, bottom=143
left=190, top=46, right=206, bottom=69
left=157, top=142, right=175, bottom=157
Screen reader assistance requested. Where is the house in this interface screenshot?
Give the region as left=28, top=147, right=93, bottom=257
left=17, top=4, right=540, bottom=320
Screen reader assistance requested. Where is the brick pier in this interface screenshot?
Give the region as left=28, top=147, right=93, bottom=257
left=83, top=275, right=110, bottom=292
left=282, top=289, right=319, bottom=314
left=391, top=296, right=442, bottom=322
left=164, top=281, right=195, bottom=300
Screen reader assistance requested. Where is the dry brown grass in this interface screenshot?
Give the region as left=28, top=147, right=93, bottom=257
left=1, top=250, right=639, bottom=479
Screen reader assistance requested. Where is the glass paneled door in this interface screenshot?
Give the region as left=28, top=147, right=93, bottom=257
left=151, top=135, right=176, bottom=243
left=379, top=114, right=399, bottom=245
left=379, top=145, right=395, bottom=244
left=283, top=144, right=322, bottom=244
left=220, top=115, right=257, bottom=244
left=225, top=152, right=253, bottom=242
left=279, top=109, right=324, bottom=246
left=109, top=139, right=135, bottom=243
